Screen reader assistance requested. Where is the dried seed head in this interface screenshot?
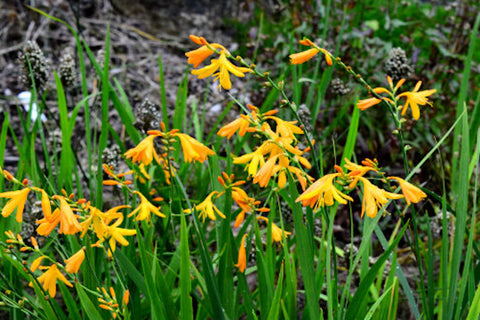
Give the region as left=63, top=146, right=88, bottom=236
left=18, top=41, right=50, bottom=90
left=329, top=78, right=351, bottom=96
left=384, top=47, right=413, bottom=83
left=59, top=50, right=76, bottom=87
left=134, top=98, right=162, bottom=134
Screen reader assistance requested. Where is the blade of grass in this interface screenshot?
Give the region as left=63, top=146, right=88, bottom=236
left=55, top=72, right=73, bottom=192
left=446, top=105, right=469, bottom=320
left=451, top=13, right=479, bottom=188
left=454, top=106, right=478, bottom=319
left=345, top=223, right=408, bottom=320
left=75, top=284, right=103, bottom=320
left=173, top=173, right=227, bottom=320
left=266, top=263, right=284, bottom=320
left=340, top=103, right=360, bottom=165
left=158, top=52, right=169, bottom=130
left=95, top=25, right=111, bottom=207
left=59, top=282, right=81, bottom=320
left=180, top=209, right=193, bottom=320
left=286, top=173, right=321, bottom=320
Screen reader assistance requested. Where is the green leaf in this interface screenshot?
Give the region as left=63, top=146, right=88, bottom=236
left=180, top=211, right=193, bottom=320
left=267, top=263, right=284, bottom=320
left=76, top=284, right=103, bottom=320
left=345, top=223, right=408, bottom=320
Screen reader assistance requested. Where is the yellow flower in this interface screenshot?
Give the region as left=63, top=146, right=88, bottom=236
left=80, top=206, right=106, bottom=238
left=124, top=134, right=160, bottom=166
left=388, top=176, right=427, bottom=205
left=36, top=264, right=73, bottom=297
left=64, top=248, right=85, bottom=274
left=0, top=187, right=30, bottom=223
left=176, top=133, right=215, bottom=163
left=265, top=116, right=304, bottom=139
left=30, top=255, right=47, bottom=272
left=128, top=192, right=165, bottom=222
left=191, top=50, right=251, bottom=90
left=233, top=149, right=266, bottom=178
left=257, top=216, right=291, bottom=243
left=235, top=234, right=248, bottom=273
left=358, top=177, right=403, bottom=218
left=103, top=219, right=136, bottom=254
left=184, top=191, right=226, bottom=222
left=296, top=173, right=353, bottom=210
left=396, top=81, right=436, bottom=120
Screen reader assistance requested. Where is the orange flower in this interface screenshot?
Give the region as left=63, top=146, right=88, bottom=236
left=39, top=189, right=52, bottom=219
left=128, top=192, right=165, bottom=222
left=30, top=255, right=47, bottom=272
left=191, top=50, right=251, bottom=90
left=357, top=97, right=382, bottom=111
left=176, top=133, right=215, bottom=163
left=36, top=196, right=82, bottom=236
left=253, top=155, right=278, bottom=188
left=388, top=176, right=427, bottom=205
left=235, top=234, right=248, bottom=273
left=186, top=46, right=215, bottom=68
left=123, top=290, right=130, bottom=306
left=185, top=35, right=226, bottom=68
left=184, top=191, right=225, bottom=222
left=358, top=177, right=403, bottom=218
left=396, top=81, right=436, bottom=120
left=257, top=216, right=291, bottom=243
left=344, top=158, right=379, bottom=188
left=0, top=187, right=30, bottom=223
left=217, top=117, right=253, bottom=139
left=64, top=248, right=85, bottom=274
left=289, top=48, right=320, bottom=64
left=290, top=38, right=332, bottom=65
left=124, top=134, right=160, bottom=166
left=234, top=211, right=245, bottom=229
left=296, top=173, right=353, bottom=210
left=231, top=187, right=256, bottom=214
left=36, top=264, right=73, bottom=297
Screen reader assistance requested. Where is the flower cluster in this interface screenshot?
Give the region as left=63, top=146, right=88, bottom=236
left=357, top=76, right=436, bottom=120
left=186, top=35, right=252, bottom=90
left=97, top=286, right=129, bottom=319
left=296, top=158, right=427, bottom=218
left=219, top=104, right=313, bottom=190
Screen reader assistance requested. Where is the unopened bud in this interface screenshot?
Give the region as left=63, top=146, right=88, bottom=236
left=278, top=80, right=285, bottom=90
left=262, top=82, right=272, bottom=87
left=392, top=129, right=399, bottom=135
left=404, top=145, right=412, bottom=151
